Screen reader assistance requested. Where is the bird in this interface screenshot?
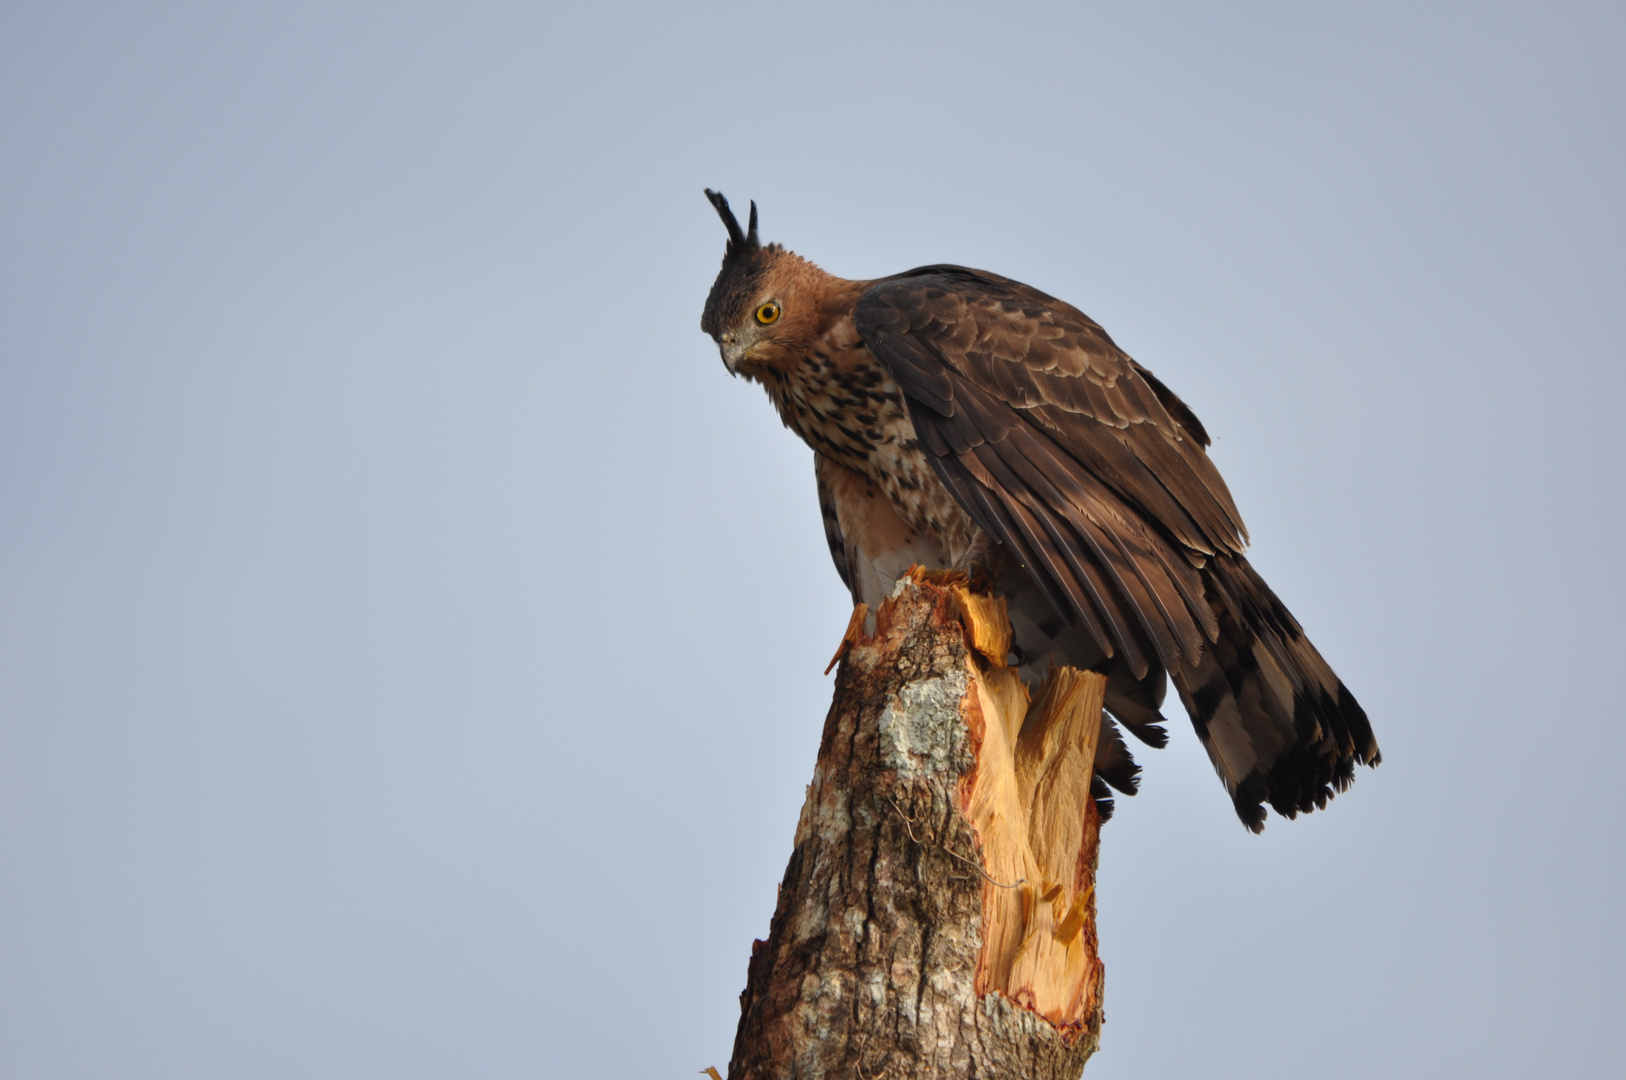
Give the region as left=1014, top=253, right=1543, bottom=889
left=698, top=190, right=1378, bottom=832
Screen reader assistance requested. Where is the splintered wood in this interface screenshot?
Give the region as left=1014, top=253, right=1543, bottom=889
left=965, top=656, right=1105, bottom=1027
left=726, top=575, right=1104, bottom=1080
left=926, top=569, right=1105, bottom=1028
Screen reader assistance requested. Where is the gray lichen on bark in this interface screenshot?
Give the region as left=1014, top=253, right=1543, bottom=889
left=876, top=671, right=970, bottom=777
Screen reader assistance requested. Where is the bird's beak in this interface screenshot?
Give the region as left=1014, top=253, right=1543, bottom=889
left=719, top=333, right=749, bottom=376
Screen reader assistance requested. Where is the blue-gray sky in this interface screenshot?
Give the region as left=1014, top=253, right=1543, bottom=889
left=3, top=2, right=1623, bottom=1077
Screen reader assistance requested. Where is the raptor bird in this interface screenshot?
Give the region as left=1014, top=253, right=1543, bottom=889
left=699, top=190, right=1378, bottom=831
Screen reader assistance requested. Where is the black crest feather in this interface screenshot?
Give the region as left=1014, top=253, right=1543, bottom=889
left=700, top=189, right=769, bottom=338
left=704, top=188, right=760, bottom=259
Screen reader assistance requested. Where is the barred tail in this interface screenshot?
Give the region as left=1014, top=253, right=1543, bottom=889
left=1173, top=554, right=1379, bottom=832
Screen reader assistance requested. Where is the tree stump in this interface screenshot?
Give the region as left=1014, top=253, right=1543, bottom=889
left=726, top=571, right=1106, bottom=1080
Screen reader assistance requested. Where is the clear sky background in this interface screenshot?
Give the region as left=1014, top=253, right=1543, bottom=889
left=3, top=2, right=1622, bottom=1077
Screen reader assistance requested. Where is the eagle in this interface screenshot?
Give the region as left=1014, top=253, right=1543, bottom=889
left=699, top=190, right=1378, bottom=831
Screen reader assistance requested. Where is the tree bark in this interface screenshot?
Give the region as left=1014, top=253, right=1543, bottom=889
left=727, top=572, right=1105, bottom=1080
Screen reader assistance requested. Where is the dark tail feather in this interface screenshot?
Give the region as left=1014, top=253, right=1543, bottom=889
left=1103, top=667, right=1171, bottom=749
left=1174, top=553, right=1379, bottom=831
left=1094, top=713, right=1141, bottom=795
left=1090, top=775, right=1116, bottom=822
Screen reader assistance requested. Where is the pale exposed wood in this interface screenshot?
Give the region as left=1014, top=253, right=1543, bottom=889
left=963, top=646, right=1105, bottom=1031
left=995, top=668, right=1105, bottom=1027
left=726, top=576, right=1105, bottom=1079
left=950, top=585, right=1012, bottom=666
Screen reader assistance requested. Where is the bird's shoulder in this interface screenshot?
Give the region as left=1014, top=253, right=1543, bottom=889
left=852, top=261, right=1245, bottom=555
left=854, top=265, right=1160, bottom=427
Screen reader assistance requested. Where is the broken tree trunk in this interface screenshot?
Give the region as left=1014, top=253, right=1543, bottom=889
left=726, top=571, right=1106, bottom=1080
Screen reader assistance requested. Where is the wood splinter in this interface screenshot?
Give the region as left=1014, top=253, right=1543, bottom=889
left=727, top=572, right=1107, bottom=1079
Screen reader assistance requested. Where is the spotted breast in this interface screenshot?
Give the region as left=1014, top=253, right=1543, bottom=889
left=761, top=318, right=979, bottom=575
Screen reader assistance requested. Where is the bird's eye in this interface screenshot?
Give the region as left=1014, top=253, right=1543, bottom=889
left=755, top=301, right=782, bottom=325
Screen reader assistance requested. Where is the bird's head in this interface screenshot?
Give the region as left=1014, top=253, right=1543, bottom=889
left=700, top=189, right=830, bottom=377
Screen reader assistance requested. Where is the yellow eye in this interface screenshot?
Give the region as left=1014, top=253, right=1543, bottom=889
left=755, top=301, right=782, bottom=325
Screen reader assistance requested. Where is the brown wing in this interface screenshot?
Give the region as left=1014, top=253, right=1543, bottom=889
left=854, top=265, right=1240, bottom=676
left=855, top=266, right=1378, bottom=830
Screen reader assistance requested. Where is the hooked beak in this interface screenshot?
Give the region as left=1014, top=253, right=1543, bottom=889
left=719, top=332, right=750, bottom=375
